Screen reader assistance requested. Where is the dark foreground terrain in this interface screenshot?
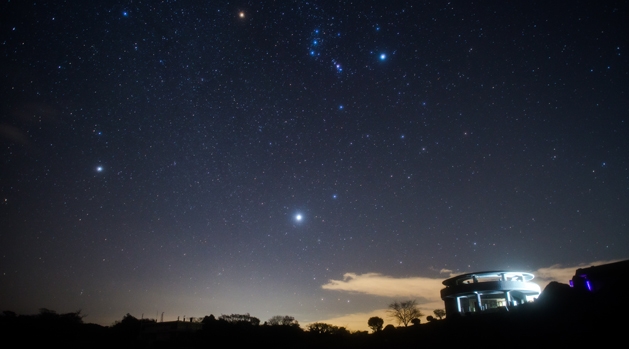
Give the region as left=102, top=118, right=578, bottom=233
left=2, top=281, right=628, bottom=348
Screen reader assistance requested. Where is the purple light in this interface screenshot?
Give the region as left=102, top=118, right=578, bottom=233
left=569, top=280, right=573, bottom=287
left=586, top=280, right=592, bottom=291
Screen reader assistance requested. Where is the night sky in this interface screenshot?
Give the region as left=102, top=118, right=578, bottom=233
left=1, top=1, right=628, bottom=330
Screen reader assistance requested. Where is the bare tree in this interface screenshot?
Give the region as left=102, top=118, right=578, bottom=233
left=387, top=300, right=424, bottom=327
left=433, top=309, right=446, bottom=320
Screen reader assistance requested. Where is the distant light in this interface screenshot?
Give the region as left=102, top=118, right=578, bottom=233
left=295, top=214, right=303, bottom=221
left=586, top=280, right=592, bottom=291
left=122, top=11, right=128, bottom=17
left=239, top=12, right=245, bottom=18
left=96, top=166, right=103, bottom=172
left=380, top=53, right=386, bottom=60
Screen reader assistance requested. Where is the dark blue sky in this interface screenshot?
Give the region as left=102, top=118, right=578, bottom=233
left=1, top=0, right=627, bottom=328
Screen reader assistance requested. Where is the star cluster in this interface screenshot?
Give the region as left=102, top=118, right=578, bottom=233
left=1, top=1, right=628, bottom=327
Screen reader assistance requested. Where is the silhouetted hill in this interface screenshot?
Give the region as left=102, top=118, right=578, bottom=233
left=3, top=274, right=629, bottom=348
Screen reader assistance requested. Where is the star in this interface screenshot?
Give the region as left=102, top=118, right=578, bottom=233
left=2, top=1, right=624, bottom=333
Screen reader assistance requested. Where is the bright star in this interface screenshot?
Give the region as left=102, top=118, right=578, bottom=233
left=295, top=214, right=303, bottom=222
left=380, top=53, right=386, bottom=60
left=239, top=12, right=245, bottom=18
left=96, top=166, right=103, bottom=172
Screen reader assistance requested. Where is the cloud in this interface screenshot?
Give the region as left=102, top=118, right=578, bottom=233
left=322, top=260, right=625, bottom=300
left=321, top=272, right=444, bottom=301
left=319, top=273, right=446, bottom=330
left=532, top=259, right=623, bottom=290
left=316, top=259, right=626, bottom=331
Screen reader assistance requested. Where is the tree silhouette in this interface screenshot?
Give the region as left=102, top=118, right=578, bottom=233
left=387, top=300, right=424, bottom=327
left=367, top=316, right=384, bottom=332
left=37, top=308, right=85, bottom=325
left=202, top=314, right=216, bottom=323
left=433, top=309, right=446, bottom=320
left=306, top=322, right=339, bottom=335
left=383, top=324, right=396, bottom=332
left=267, top=315, right=299, bottom=327
left=218, top=313, right=260, bottom=326
left=112, top=313, right=155, bottom=341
